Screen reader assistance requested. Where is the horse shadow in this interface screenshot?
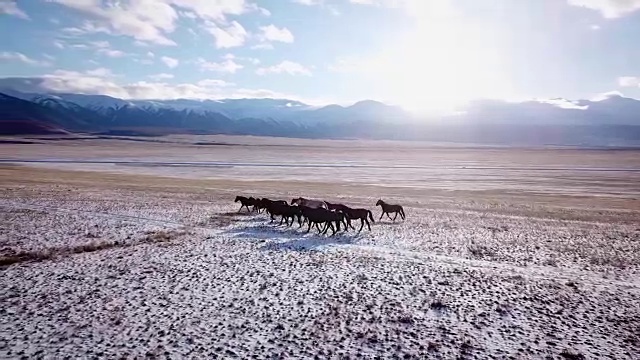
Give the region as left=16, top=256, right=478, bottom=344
left=222, top=222, right=361, bottom=252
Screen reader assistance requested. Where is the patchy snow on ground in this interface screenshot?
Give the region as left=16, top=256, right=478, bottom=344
left=1, top=181, right=639, bottom=359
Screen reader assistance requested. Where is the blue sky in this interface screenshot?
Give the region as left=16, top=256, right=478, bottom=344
left=1, top=0, right=640, bottom=113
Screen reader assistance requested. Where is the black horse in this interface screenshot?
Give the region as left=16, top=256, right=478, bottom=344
left=266, top=202, right=301, bottom=226
left=375, top=199, right=406, bottom=221
left=258, top=198, right=288, bottom=214
left=299, top=206, right=347, bottom=236
left=234, top=196, right=258, bottom=213
left=325, top=201, right=374, bottom=232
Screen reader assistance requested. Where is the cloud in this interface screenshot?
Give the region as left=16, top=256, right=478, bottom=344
left=196, top=57, right=244, bottom=73
left=203, top=20, right=249, bottom=48
left=567, top=0, right=640, bottom=18
left=98, top=49, right=127, bottom=58
left=0, top=0, right=29, bottom=19
left=292, top=0, right=324, bottom=5
left=161, top=56, right=179, bottom=68
left=258, top=25, right=294, bottom=43
left=197, top=79, right=235, bottom=87
left=51, top=0, right=177, bottom=45
left=149, top=73, right=175, bottom=80
left=0, top=52, right=51, bottom=67
left=256, top=61, right=312, bottom=76
left=618, top=76, right=640, bottom=87
left=85, top=67, right=116, bottom=77
left=0, top=71, right=308, bottom=102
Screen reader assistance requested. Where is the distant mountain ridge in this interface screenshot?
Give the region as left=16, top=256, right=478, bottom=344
left=1, top=89, right=640, bottom=146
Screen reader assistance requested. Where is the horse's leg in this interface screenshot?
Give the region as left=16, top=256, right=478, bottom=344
left=379, top=212, right=384, bottom=221
left=358, top=218, right=365, bottom=233
left=392, top=212, right=398, bottom=221
left=365, top=218, right=371, bottom=231
left=386, top=212, right=393, bottom=220
left=306, top=221, right=312, bottom=233
left=320, top=222, right=329, bottom=234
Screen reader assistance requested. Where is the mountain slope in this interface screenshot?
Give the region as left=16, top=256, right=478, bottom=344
left=0, top=90, right=639, bottom=146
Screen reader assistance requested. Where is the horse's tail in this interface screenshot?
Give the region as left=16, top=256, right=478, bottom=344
left=368, top=210, right=374, bottom=223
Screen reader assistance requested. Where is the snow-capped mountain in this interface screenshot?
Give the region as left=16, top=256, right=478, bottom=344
left=1, top=89, right=640, bottom=146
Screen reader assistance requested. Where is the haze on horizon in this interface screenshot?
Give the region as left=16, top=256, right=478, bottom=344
left=2, top=0, right=640, bottom=115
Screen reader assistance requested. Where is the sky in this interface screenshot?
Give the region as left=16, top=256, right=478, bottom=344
left=2, top=0, right=640, bottom=113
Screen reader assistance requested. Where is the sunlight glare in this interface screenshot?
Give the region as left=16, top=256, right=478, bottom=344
left=373, top=2, right=512, bottom=115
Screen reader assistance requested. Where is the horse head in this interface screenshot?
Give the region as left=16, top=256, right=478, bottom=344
left=234, top=196, right=241, bottom=202
left=375, top=199, right=383, bottom=206
left=291, top=197, right=302, bottom=205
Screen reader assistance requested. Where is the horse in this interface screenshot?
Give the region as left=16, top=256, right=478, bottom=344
left=324, top=201, right=350, bottom=213
left=265, top=202, right=301, bottom=226
left=324, top=201, right=374, bottom=232
left=375, top=199, right=406, bottom=221
left=299, top=206, right=346, bottom=236
left=291, top=197, right=328, bottom=209
left=342, top=206, right=375, bottom=232
left=257, top=198, right=288, bottom=214
left=234, top=196, right=258, bottom=213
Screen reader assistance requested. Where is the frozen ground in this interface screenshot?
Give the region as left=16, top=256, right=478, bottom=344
left=1, top=137, right=639, bottom=359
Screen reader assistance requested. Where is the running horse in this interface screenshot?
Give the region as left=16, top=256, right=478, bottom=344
left=375, top=199, right=406, bottom=222
left=291, top=197, right=328, bottom=209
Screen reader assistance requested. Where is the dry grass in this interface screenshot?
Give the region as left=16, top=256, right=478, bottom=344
left=0, top=229, right=187, bottom=267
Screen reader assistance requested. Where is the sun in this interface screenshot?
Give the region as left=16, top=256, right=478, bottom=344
left=370, top=9, right=512, bottom=115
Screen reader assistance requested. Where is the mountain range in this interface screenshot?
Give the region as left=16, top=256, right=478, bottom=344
left=1, top=88, right=640, bottom=147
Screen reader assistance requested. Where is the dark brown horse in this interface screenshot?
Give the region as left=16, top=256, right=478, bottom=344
left=375, top=199, right=406, bottom=221
left=257, top=198, right=288, bottom=214
left=291, top=197, right=328, bottom=209
left=234, top=196, right=258, bottom=213
left=325, top=201, right=374, bottom=232
left=265, top=202, right=301, bottom=226
left=299, top=206, right=346, bottom=236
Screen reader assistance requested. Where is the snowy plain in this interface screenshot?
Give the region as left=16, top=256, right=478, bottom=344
left=0, top=135, right=639, bottom=359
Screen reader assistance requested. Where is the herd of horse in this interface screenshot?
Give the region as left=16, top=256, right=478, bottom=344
left=233, top=196, right=406, bottom=235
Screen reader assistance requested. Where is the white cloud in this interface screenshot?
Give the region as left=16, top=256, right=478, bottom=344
left=1, top=70, right=311, bottom=102
left=51, top=0, right=265, bottom=46
left=51, top=0, right=178, bottom=45
left=258, top=25, right=294, bottom=43
left=98, top=49, right=127, bottom=57
left=251, top=43, right=274, bottom=50
left=197, top=79, right=235, bottom=87
left=256, top=61, right=312, bottom=76
left=618, top=76, right=640, bottom=87
left=85, top=67, right=116, bottom=77
left=567, top=0, right=640, bottom=18
left=0, top=52, right=51, bottom=67
left=196, top=57, right=244, bottom=73
left=53, top=40, right=66, bottom=49
left=147, top=51, right=155, bottom=58
left=149, top=73, right=175, bottom=80
left=292, top=0, right=323, bottom=5
left=0, top=0, right=29, bottom=19
left=161, top=56, right=180, bottom=68
left=204, top=20, right=248, bottom=48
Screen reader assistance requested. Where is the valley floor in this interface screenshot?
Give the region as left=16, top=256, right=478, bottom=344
left=1, top=137, right=639, bottom=359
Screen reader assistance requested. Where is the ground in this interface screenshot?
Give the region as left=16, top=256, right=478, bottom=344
left=0, top=135, right=639, bottom=359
